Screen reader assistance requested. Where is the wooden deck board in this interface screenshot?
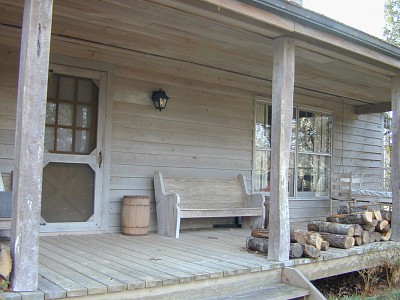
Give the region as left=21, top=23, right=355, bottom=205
left=2, top=229, right=400, bottom=300
left=39, top=239, right=128, bottom=292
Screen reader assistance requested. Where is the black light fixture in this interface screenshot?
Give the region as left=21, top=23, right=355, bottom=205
left=151, top=88, right=169, bottom=111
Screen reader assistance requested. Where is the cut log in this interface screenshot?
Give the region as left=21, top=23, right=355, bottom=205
left=326, top=212, right=373, bottom=224
left=362, top=220, right=379, bottom=231
left=307, top=221, right=354, bottom=236
left=381, top=229, right=392, bottom=241
left=369, top=232, right=382, bottom=243
left=318, top=233, right=355, bottom=249
left=375, top=220, right=389, bottom=233
left=302, top=244, right=321, bottom=258
left=362, top=230, right=370, bottom=244
left=372, top=210, right=382, bottom=221
left=290, top=229, right=323, bottom=249
left=353, top=225, right=363, bottom=237
left=354, top=236, right=363, bottom=246
left=246, top=237, right=303, bottom=258
left=0, top=245, right=12, bottom=279
left=380, top=210, right=391, bottom=222
left=251, top=228, right=269, bottom=239
left=320, top=240, right=329, bottom=251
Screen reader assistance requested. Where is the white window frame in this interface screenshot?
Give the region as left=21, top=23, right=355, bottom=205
left=253, top=97, right=333, bottom=199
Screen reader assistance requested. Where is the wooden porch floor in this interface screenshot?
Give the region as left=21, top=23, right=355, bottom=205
left=2, top=228, right=400, bottom=300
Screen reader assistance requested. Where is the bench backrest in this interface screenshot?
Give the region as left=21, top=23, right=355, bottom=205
left=163, top=177, right=244, bottom=209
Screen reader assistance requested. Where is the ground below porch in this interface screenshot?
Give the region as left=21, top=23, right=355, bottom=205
left=1, top=228, right=399, bottom=300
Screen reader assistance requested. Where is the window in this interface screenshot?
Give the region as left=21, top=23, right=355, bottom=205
left=45, top=74, right=98, bottom=154
left=254, top=101, right=332, bottom=197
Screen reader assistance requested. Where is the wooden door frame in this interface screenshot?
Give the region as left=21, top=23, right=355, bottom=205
left=40, top=63, right=111, bottom=233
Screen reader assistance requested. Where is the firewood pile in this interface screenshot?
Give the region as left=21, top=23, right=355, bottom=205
left=246, top=207, right=392, bottom=259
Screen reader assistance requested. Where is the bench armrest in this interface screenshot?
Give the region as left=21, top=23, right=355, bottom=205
left=237, top=174, right=265, bottom=208
left=154, top=171, right=181, bottom=237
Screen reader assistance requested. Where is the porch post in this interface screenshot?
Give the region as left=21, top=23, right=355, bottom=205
left=391, top=77, right=400, bottom=241
left=10, top=0, right=53, bottom=291
left=268, top=36, right=295, bottom=262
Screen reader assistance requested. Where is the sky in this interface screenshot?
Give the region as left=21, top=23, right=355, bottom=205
left=302, top=0, right=385, bottom=39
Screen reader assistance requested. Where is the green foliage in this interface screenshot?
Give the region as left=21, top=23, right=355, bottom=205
left=384, top=0, right=400, bottom=46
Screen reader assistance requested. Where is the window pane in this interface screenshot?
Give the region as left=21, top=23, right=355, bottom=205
left=59, top=77, right=75, bottom=101
left=254, top=150, right=271, bottom=192
left=77, top=79, right=94, bottom=103
left=58, top=103, right=74, bottom=126
left=291, top=108, right=297, bottom=151
left=77, top=105, right=91, bottom=128
left=255, top=103, right=271, bottom=149
left=45, top=126, right=55, bottom=151
left=75, top=130, right=91, bottom=154
left=57, top=128, right=73, bottom=152
left=297, top=153, right=330, bottom=196
left=46, top=102, right=56, bottom=125
left=298, top=110, right=332, bottom=153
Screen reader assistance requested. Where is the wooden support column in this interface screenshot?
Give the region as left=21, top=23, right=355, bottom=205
left=10, top=0, right=53, bottom=291
left=392, top=77, right=400, bottom=241
left=268, top=37, right=295, bottom=262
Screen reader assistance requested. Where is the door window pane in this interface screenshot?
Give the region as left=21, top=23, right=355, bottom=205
left=77, top=105, right=91, bottom=128
left=46, top=102, right=56, bottom=125
left=75, top=130, right=90, bottom=153
left=58, top=103, right=74, bottom=126
left=57, top=128, right=73, bottom=152
left=59, top=77, right=76, bottom=101
left=78, top=79, right=94, bottom=103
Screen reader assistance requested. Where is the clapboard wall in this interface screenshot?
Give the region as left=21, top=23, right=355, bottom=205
left=0, top=31, right=385, bottom=232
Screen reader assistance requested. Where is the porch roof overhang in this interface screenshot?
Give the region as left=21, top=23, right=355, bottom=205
left=1, top=0, right=399, bottom=114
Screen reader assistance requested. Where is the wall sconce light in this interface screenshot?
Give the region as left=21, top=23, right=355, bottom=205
left=151, top=88, right=169, bottom=111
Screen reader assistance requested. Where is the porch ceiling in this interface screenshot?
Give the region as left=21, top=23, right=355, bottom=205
left=0, top=0, right=396, bottom=107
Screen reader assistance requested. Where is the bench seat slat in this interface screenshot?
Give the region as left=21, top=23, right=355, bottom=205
left=181, top=208, right=263, bottom=218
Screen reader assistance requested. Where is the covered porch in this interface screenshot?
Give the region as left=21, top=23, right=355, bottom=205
left=2, top=228, right=400, bottom=299
left=2, top=0, right=400, bottom=294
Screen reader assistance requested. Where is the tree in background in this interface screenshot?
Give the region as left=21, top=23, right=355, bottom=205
left=384, top=0, right=400, bottom=46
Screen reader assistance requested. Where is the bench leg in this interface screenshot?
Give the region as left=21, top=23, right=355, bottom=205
left=241, top=216, right=263, bottom=229
left=156, top=194, right=181, bottom=238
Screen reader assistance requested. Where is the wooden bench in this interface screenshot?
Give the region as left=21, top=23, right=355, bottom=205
left=154, top=171, right=265, bottom=238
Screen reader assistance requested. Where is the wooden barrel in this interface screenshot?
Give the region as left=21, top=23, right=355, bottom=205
left=121, top=195, right=150, bottom=235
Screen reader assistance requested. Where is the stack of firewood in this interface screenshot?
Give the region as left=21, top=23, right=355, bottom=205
left=323, top=208, right=392, bottom=244
left=246, top=228, right=328, bottom=258
left=246, top=208, right=392, bottom=258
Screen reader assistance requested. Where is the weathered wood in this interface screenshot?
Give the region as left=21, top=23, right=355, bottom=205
left=376, top=220, right=389, bottom=233
left=380, top=210, right=392, bottom=222
left=154, top=172, right=264, bottom=238
left=326, top=212, right=373, bottom=224
left=391, top=76, right=400, bottom=241
left=361, top=230, right=370, bottom=244
left=369, top=232, right=382, bottom=243
left=301, top=244, right=321, bottom=258
left=381, top=229, right=392, bottom=241
left=307, top=221, right=354, bottom=236
left=10, top=0, right=53, bottom=292
left=353, top=225, right=363, bottom=237
left=320, top=241, right=329, bottom=251
left=0, top=245, right=12, bottom=279
left=290, top=229, right=323, bottom=249
left=318, top=233, right=355, bottom=249
left=372, top=210, right=382, bottom=221
left=362, top=219, right=379, bottom=231
left=268, top=36, right=294, bottom=262
left=245, top=237, right=303, bottom=258
left=354, top=236, right=363, bottom=246
left=251, top=228, right=269, bottom=239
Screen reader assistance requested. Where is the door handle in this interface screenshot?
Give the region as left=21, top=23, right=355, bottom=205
left=99, top=151, right=103, bottom=168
